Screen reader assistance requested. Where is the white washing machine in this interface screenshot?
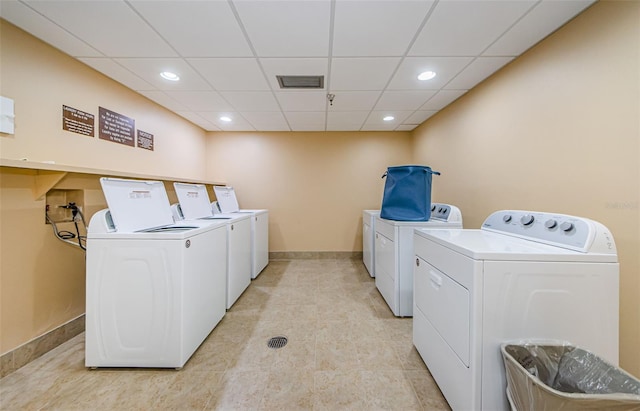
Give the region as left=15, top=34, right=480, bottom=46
left=374, top=203, right=463, bottom=317
left=213, top=185, right=269, bottom=279
left=362, top=210, right=379, bottom=277
left=413, top=210, right=619, bottom=411
left=86, top=178, right=227, bottom=369
left=174, top=183, right=252, bottom=309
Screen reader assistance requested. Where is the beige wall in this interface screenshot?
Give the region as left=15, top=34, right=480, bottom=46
left=0, top=20, right=208, bottom=181
left=206, top=131, right=412, bottom=252
left=0, top=169, right=102, bottom=353
left=412, top=1, right=639, bottom=376
left=0, top=20, right=209, bottom=354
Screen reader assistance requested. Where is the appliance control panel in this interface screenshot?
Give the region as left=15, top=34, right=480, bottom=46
left=430, top=203, right=463, bottom=223
left=481, top=210, right=616, bottom=253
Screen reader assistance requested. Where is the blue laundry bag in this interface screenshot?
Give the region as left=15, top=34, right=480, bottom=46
left=380, top=165, right=440, bottom=221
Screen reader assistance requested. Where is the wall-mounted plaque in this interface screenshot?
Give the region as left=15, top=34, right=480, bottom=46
left=137, top=130, right=154, bottom=151
left=62, top=105, right=94, bottom=136
left=98, top=107, right=134, bottom=146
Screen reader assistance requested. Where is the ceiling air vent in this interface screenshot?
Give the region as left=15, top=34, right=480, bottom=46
left=276, top=75, right=324, bottom=89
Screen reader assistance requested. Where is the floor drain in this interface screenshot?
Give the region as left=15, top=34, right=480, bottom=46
left=267, top=336, right=288, bottom=349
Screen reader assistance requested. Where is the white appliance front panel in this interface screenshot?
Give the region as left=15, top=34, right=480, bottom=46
left=414, top=256, right=470, bottom=366
left=252, top=211, right=269, bottom=278
left=363, top=220, right=373, bottom=275
left=480, top=260, right=620, bottom=411
left=182, top=226, right=228, bottom=359
left=413, top=303, right=479, bottom=411
left=87, top=241, right=179, bottom=367
left=374, top=229, right=397, bottom=315
left=86, top=225, right=227, bottom=368
left=413, top=232, right=620, bottom=411
left=362, top=210, right=379, bottom=277
left=375, top=215, right=463, bottom=317
left=226, top=217, right=252, bottom=309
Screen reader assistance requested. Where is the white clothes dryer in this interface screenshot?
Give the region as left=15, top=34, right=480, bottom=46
left=374, top=203, right=463, bottom=317
left=413, top=210, right=619, bottom=411
left=86, top=178, right=227, bottom=369
left=362, top=210, right=380, bottom=277
left=174, top=183, right=252, bottom=309
left=213, top=185, right=269, bottom=279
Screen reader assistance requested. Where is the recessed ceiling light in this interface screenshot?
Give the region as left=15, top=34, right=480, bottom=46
left=383, top=116, right=395, bottom=122
left=220, top=116, right=232, bottom=122
left=417, top=71, right=436, bottom=81
left=160, top=71, right=180, bottom=81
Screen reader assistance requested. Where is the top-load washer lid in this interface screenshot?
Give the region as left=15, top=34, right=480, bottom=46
left=99, top=178, right=175, bottom=232
left=174, top=183, right=215, bottom=220
left=213, top=185, right=240, bottom=213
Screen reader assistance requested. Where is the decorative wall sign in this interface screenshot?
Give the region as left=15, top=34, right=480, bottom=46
left=98, top=107, right=134, bottom=146
left=137, top=130, right=154, bottom=151
left=62, top=105, right=94, bottom=136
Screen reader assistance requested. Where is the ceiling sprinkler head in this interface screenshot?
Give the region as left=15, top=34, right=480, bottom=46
left=327, top=93, right=335, bottom=106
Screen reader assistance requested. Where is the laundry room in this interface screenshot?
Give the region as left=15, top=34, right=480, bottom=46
left=1, top=0, right=638, bottom=409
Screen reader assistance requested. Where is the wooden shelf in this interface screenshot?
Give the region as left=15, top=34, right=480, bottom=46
left=1, top=158, right=225, bottom=199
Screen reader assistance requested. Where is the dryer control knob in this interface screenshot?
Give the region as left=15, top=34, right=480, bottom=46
left=503, top=215, right=512, bottom=223
left=431, top=205, right=436, bottom=211
left=520, top=215, right=535, bottom=226
left=545, top=219, right=557, bottom=229
left=560, top=222, right=574, bottom=232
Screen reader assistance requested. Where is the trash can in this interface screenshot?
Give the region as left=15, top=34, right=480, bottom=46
left=501, top=342, right=640, bottom=411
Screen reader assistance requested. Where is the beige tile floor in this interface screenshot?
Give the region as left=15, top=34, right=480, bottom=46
left=0, top=259, right=451, bottom=410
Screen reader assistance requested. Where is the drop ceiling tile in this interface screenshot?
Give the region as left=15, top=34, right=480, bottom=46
left=175, top=111, right=221, bottom=131
left=79, top=58, right=156, bottom=90
left=198, top=111, right=255, bottom=131
left=330, top=58, right=401, bottom=90
left=327, top=111, right=368, bottom=131
left=220, top=91, right=280, bottom=111
left=24, top=0, right=178, bottom=57
left=332, top=0, right=435, bottom=57
left=362, top=110, right=413, bottom=130
left=242, top=111, right=288, bottom=126
left=396, top=124, right=418, bottom=131
left=405, top=110, right=437, bottom=124
left=285, top=111, right=326, bottom=131
left=285, top=111, right=325, bottom=123
left=446, top=57, right=514, bottom=89
left=115, top=58, right=212, bottom=91
left=0, top=1, right=102, bottom=57
left=233, top=0, right=331, bottom=57
left=485, top=0, right=596, bottom=56
left=129, top=1, right=252, bottom=57
left=409, top=0, right=535, bottom=56
left=275, top=92, right=327, bottom=112
left=326, top=91, right=381, bottom=111
left=260, top=58, right=328, bottom=90
left=374, top=90, right=437, bottom=111
left=6, top=0, right=594, bottom=132
left=388, top=57, right=473, bottom=90
left=419, top=90, right=467, bottom=111
left=164, top=91, right=233, bottom=111
left=188, top=58, right=270, bottom=91
left=138, top=91, right=188, bottom=112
